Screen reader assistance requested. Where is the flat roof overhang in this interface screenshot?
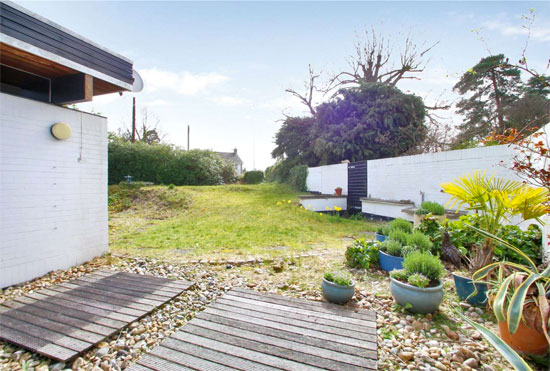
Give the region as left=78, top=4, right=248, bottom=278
left=0, top=1, right=135, bottom=103
left=0, top=41, right=129, bottom=96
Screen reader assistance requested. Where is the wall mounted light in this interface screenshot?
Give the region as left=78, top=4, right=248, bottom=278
left=50, top=122, right=72, bottom=140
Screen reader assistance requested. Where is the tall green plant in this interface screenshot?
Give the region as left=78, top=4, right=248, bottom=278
left=441, top=171, right=548, bottom=272
left=468, top=226, right=550, bottom=368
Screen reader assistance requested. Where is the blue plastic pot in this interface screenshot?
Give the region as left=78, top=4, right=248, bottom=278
left=379, top=250, right=404, bottom=272
left=321, top=278, right=355, bottom=304
left=390, top=277, right=444, bottom=314
left=375, top=233, right=386, bottom=242
left=453, top=274, right=488, bottom=306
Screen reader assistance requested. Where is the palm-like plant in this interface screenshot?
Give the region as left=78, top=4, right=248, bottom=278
left=441, top=171, right=548, bottom=272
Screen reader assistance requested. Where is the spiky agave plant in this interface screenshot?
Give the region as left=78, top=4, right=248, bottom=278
left=470, top=226, right=550, bottom=353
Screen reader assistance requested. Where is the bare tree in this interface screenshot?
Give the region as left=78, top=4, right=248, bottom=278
left=326, top=28, right=439, bottom=92
left=285, top=64, right=320, bottom=115
left=122, top=108, right=165, bottom=144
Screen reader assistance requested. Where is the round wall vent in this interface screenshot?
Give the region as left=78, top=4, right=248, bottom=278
left=51, top=122, right=72, bottom=140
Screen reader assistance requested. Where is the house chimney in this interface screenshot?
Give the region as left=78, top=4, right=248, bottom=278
left=233, top=148, right=237, bottom=154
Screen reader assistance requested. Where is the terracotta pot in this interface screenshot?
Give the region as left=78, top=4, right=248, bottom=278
left=335, top=188, right=343, bottom=196
left=498, top=320, right=549, bottom=355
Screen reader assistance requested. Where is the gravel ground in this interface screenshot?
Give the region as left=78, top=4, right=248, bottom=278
left=0, top=253, right=517, bottom=371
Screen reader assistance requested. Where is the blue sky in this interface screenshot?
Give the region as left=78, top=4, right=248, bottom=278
left=17, top=1, right=550, bottom=170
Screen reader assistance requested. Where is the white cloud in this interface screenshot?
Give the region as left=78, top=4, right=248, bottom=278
left=139, top=68, right=228, bottom=95
left=483, top=19, right=550, bottom=42
left=209, top=96, right=250, bottom=106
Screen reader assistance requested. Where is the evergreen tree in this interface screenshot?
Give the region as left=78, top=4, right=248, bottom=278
left=454, top=54, right=522, bottom=143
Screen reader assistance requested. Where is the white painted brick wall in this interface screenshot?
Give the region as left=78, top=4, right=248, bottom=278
left=0, top=93, right=108, bottom=288
left=306, top=163, right=348, bottom=195
left=367, top=146, right=521, bottom=207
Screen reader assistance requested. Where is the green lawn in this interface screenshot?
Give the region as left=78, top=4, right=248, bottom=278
left=109, top=183, right=377, bottom=260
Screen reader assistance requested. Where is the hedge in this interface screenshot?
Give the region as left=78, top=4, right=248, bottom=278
left=242, top=170, right=264, bottom=184
left=108, top=141, right=236, bottom=185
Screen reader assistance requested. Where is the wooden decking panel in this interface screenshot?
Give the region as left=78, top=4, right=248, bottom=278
left=129, top=288, right=378, bottom=370
left=0, top=270, right=193, bottom=362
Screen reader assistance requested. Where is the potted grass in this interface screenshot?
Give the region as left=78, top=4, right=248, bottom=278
left=470, top=226, right=550, bottom=356
left=390, top=251, right=445, bottom=314
left=378, top=239, right=406, bottom=272
left=375, top=224, right=390, bottom=242
left=414, top=201, right=446, bottom=227
left=441, top=171, right=548, bottom=307
left=322, top=272, right=355, bottom=304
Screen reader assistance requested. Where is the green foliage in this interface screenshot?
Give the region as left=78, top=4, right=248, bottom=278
left=242, top=170, right=264, bottom=184
left=390, top=218, right=413, bottom=233
left=381, top=239, right=403, bottom=257
left=454, top=54, right=522, bottom=143
left=415, top=215, right=442, bottom=243
left=288, top=165, right=308, bottom=191
left=419, top=201, right=445, bottom=215
left=454, top=55, right=549, bottom=145
left=376, top=224, right=391, bottom=236
left=415, top=208, right=430, bottom=215
left=402, top=251, right=445, bottom=281
left=324, top=272, right=353, bottom=287
left=108, top=141, right=237, bottom=185
left=406, top=231, right=433, bottom=252
left=265, top=162, right=308, bottom=192
left=271, top=84, right=426, bottom=170
left=407, top=273, right=430, bottom=288
left=390, top=269, right=409, bottom=281
left=167, top=184, right=176, bottom=190
left=345, top=239, right=379, bottom=269
left=388, top=229, right=409, bottom=246
left=495, top=224, right=542, bottom=265
left=108, top=182, right=145, bottom=212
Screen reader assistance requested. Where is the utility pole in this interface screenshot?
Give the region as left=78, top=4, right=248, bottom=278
left=187, top=125, right=190, bottom=150
left=131, top=97, right=136, bottom=143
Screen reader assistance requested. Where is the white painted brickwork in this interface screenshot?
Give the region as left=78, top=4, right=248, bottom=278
left=0, top=93, right=108, bottom=288
left=366, top=146, right=520, bottom=207
left=306, top=163, right=348, bottom=195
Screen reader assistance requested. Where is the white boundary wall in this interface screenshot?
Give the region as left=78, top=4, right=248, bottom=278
left=0, top=93, right=108, bottom=288
left=306, top=163, right=348, bottom=195
left=366, top=145, right=520, bottom=207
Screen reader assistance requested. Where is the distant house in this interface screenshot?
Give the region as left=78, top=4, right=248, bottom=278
left=216, top=148, right=244, bottom=175
left=0, top=1, right=139, bottom=288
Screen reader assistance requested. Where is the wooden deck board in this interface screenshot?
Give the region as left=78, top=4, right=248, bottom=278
left=0, top=270, right=193, bottom=362
left=128, top=288, right=377, bottom=370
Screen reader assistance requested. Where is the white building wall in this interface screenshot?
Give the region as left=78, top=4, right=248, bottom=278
left=305, top=163, right=348, bottom=195
left=366, top=146, right=520, bottom=207
left=0, top=93, right=108, bottom=288
left=299, top=197, right=347, bottom=212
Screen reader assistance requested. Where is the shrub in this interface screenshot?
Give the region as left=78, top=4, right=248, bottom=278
left=288, top=165, right=308, bottom=191
left=406, top=231, right=433, bottom=252
left=402, top=251, right=445, bottom=282
left=419, top=201, right=445, bottom=215
left=242, top=170, right=264, bottom=184
left=389, top=218, right=413, bottom=233
left=381, top=240, right=403, bottom=257
left=388, top=229, right=409, bottom=246
left=415, top=208, right=430, bottom=215
left=407, top=273, right=430, bottom=288
left=346, top=239, right=379, bottom=269
left=390, top=269, right=408, bottom=281
left=324, top=272, right=353, bottom=286
left=495, top=224, right=542, bottom=265
left=401, top=245, right=418, bottom=257
left=108, top=141, right=236, bottom=185
left=376, top=224, right=391, bottom=236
